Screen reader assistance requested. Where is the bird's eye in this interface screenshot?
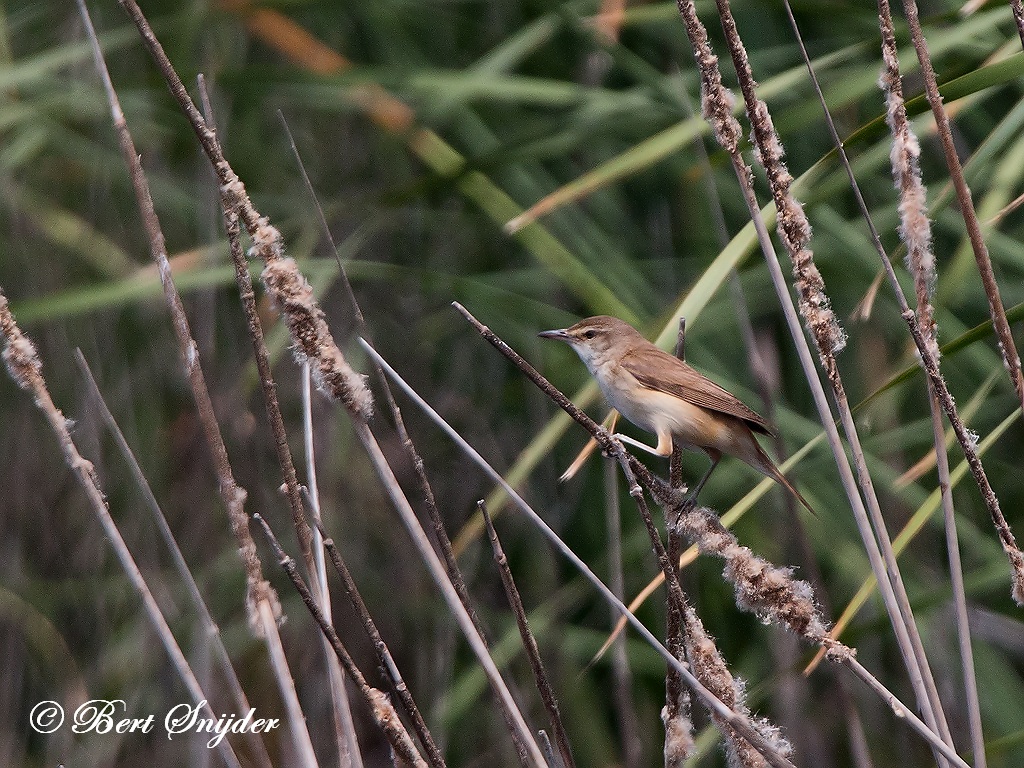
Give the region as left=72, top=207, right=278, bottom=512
left=582, top=329, right=597, bottom=339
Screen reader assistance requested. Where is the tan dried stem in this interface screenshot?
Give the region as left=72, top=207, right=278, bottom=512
left=718, top=5, right=847, bottom=360
left=317, top=526, right=447, bottom=768
left=77, top=5, right=327, bottom=762
left=480, top=502, right=575, bottom=768
left=223, top=210, right=361, bottom=764
left=877, top=3, right=988, bottom=764
left=675, top=506, right=838, bottom=650
left=76, top=352, right=274, bottom=768
left=879, top=27, right=937, bottom=354
left=713, top=3, right=959, bottom=759
left=663, top=320, right=694, bottom=767
left=670, top=1, right=966, bottom=761
left=602, top=462, right=645, bottom=768
left=0, top=290, right=245, bottom=768
left=901, top=0, right=1024, bottom=412
left=117, top=0, right=373, bottom=424
left=84, top=0, right=276, bottom=632
left=661, top=703, right=695, bottom=768
left=614, top=452, right=794, bottom=765
left=220, top=171, right=321, bottom=589
left=618, top=457, right=796, bottom=767
left=893, top=0, right=1024, bottom=609
left=679, top=0, right=846, bottom=358
left=262, top=256, right=374, bottom=419
left=254, top=515, right=429, bottom=768
left=674, top=0, right=741, bottom=156
left=683, top=600, right=793, bottom=768
left=351, top=419, right=550, bottom=768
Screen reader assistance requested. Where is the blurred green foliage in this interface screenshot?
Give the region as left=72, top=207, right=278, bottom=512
left=2, top=0, right=1024, bottom=766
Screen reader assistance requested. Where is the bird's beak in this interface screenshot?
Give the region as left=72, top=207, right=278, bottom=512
left=538, top=328, right=571, bottom=342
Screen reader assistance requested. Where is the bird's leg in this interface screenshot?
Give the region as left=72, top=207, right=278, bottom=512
left=612, top=429, right=673, bottom=458
left=686, top=449, right=721, bottom=506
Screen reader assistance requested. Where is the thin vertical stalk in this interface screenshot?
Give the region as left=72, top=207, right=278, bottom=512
left=351, top=421, right=550, bottom=768
left=880, top=0, right=1024, bottom=610
left=901, top=0, right=1024, bottom=412
left=78, top=4, right=318, bottom=763
left=0, top=293, right=244, bottom=768
left=871, top=3, right=989, bottom=763
left=76, top=353, right=274, bottom=768
left=279, top=109, right=534, bottom=764
left=676, top=0, right=954, bottom=760
left=303, top=363, right=363, bottom=768
left=254, top=516, right=429, bottom=768
left=480, top=502, right=576, bottom=768
left=604, top=459, right=644, bottom=768
left=317, top=527, right=448, bottom=768
left=778, top=1, right=972, bottom=762
left=663, top=320, right=693, bottom=767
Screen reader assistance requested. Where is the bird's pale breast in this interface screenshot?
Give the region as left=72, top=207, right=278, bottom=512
left=599, top=366, right=761, bottom=462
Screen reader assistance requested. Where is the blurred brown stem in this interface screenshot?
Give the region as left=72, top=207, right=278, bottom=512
left=317, top=526, right=447, bottom=768
left=253, top=515, right=429, bottom=768
left=480, top=502, right=575, bottom=768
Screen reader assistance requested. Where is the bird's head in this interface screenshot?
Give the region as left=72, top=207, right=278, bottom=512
left=538, top=315, right=643, bottom=369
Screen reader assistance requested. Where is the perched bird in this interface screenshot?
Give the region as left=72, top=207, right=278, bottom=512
left=539, top=315, right=814, bottom=515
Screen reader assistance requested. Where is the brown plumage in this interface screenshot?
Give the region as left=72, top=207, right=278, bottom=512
left=540, top=315, right=815, bottom=515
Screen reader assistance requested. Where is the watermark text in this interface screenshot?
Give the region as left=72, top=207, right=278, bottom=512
left=30, top=699, right=281, bottom=748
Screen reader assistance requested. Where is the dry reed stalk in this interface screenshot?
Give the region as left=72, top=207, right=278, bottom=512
left=875, top=3, right=988, bottom=763
left=480, top=502, right=576, bottom=768
left=299, top=363, right=364, bottom=768
left=604, top=459, right=646, bottom=768
left=683, top=601, right=792, bottom=768
left=895, top=0, right=1024, bottom=608
left=663, top=323, right=694, bottom=768
left=351, top=420, right=550, bottom=767
left=715, top=2, right=846, bottom=361
left=364, top=334, right=803, bottom=768
left=112, top=5, right=551, bottom=763
left=672, top=2, right=960, bottom=761
left=205, top=97, right=360, bottom=753
left=254, top=515, right=430, bottom=768
left=317, top=524, right=447, bottom=768
left=223, top=202, right=361, bottom=764
left=901, top=0, right=1024, bottom=410
left=633, top=469, right=794, bottom=768
left=278, top=105, right=537, bottom=764
left=197, top=69, right=360, bottom=764
left=83, top=0, right=276, bottom=632
left=672, top=506, right=835, bottom=647
left=76, top=353, right=275, bottom=768
left=615, top=453, right=793, bottom=768
left=79, top=4, right=323, bottom=763
left=116, top=0, right=373, bottom=425
left=1, top=290, right=245, bottom=768
left=204, top=102, right=317, bottom=590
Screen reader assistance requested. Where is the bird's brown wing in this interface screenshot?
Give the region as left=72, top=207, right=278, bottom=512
left=620, top=347, right=774, bottom=435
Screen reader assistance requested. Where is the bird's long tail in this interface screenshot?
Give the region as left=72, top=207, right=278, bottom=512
left=754, top=443, right=817, bottom=517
